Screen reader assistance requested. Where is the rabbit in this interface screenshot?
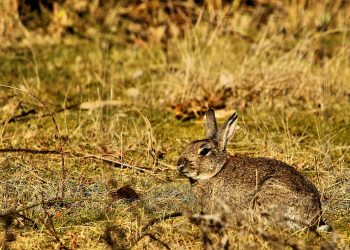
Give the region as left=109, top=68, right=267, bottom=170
left=177, top=109, right=329, bottom=231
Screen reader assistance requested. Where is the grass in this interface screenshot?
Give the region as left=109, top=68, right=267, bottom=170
left=1, top=2, right=350, bottom=249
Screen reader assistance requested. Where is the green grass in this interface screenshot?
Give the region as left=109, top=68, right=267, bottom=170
left=1, top=6, right=350, bottom=248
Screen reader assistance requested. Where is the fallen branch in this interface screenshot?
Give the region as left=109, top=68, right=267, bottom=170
left=7, top=108, right=37, bottom=123
left=2, top=100, right=123, bottom=126
left=1, top=104, right=80, bottom=125
left=0, top=199, right=63, bottom=219
left=82, top=153, right=153, bottom=173
left=0, top=198, right=100, bottom=218
left=0, top=147, right=153, bottom=173
left=0, top=148, right=61, bottom=154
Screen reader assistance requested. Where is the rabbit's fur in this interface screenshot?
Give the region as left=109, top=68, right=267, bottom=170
left=177, top=109, right=326, bottom=230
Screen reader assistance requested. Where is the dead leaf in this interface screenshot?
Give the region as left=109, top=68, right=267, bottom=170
left=55, top=211, right=62, bottom=218
left=132, top=70, right=143, bottom=79
left=70, top=234, right=78, bottom=249
left=171, top=87, right=233, bottom=121
left=204, top=87, right=232, bottom=109
left=126, top=88, right=140, bottom=98
left=148, top=25, right=166, bottom=43
left=80, top=100, right=122, bottom=110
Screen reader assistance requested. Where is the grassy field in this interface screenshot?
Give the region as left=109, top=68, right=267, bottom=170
left=1, top=1, right=350, bottom=249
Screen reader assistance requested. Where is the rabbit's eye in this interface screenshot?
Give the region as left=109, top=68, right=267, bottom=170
left=199, top=148, right=211, bottom=156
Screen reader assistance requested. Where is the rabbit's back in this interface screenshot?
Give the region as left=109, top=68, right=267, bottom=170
left=192, top=156, right=322, bottom=229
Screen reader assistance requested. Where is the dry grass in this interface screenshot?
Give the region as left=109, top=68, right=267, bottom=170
left=0, top=1, right=350, bottom=249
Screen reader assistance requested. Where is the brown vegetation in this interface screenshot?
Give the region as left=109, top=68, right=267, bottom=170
left=0, top=0, right=349, bottom=249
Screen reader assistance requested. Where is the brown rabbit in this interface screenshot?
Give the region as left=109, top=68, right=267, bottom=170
left=177, top=109, right=329, bottom=230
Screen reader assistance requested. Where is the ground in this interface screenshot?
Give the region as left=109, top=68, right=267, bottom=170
left=0, top=3, right=350, bottom=249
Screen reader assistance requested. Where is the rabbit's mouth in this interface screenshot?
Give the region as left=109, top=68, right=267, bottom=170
left=177, top=162, right=198, bottom=179
left=178, top=165, right=217, bottom=181
left=177, top=168, right=197, bottom=184
left=189, top=177, right=197, bottom=184
left=177, top=164, right=195, bottom=177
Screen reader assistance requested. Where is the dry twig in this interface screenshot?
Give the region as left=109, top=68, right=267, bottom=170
left=0, top=147, right=153, bottom=173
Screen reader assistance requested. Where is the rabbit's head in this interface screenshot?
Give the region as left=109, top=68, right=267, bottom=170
left=177, top=109, right=238, bottom=182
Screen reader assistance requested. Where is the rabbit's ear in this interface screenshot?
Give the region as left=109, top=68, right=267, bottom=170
left=205, top=108, right=218, bottom=139
left=217, top=112, right=238, bottom=151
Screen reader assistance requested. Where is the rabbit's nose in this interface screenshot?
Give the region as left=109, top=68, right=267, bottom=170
left=177, top=157, right=187, bottom=172
left=177, top=164, right=185, bottom=172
